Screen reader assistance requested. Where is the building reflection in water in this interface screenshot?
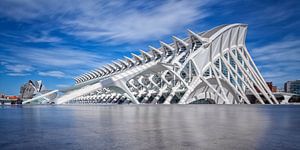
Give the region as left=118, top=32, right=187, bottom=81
left=1, top=105, right=299, bottom=149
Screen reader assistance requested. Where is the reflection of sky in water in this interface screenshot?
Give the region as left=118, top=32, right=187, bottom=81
left=0, top=105, right=299, bottom=149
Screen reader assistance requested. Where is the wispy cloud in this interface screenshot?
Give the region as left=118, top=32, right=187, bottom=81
left=0, top=0, right=210, bottom=43
left=249, top=2, right=296, bottom=27
left=26, top=34, right=61, bottom=43
left=56, top=84, right=71, bottom=88
left=252, top=40, right=300, bottom=62
left=63, top=0, right=209, bottom=43
left=38, top=71, right=67, bottom=78
left=252, top=38, right=300, bottom=87
left=0, top=46, right=107, bottom=78
left=0, top=0, right=71, bottom=21
left=13, top=48, right=105, bottom=67
left=1, top=63, right=34, bottom=76
left=220, top=1, right=298, bottom=28
left=4, top=64, right=34, bottom=73
left=1, top=46, right=106, bottom=67
left=0, top=0, right=211, bottom=80
left=6, top=73, right=31, bottom=76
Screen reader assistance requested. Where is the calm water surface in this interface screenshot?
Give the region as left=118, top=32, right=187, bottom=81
left=0, top=105, right=299, bottom=150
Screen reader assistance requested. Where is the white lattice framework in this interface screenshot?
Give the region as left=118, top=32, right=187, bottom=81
left=25, top=24, right=278, bottom=105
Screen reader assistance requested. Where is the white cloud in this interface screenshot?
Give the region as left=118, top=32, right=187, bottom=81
left=0, top=45, right=108, bottom=79
left=252, top=39, right=300, bottom=62
left=0, top=61, right=8, bottom=65
left=4, top=63, right=33, bottom=73
left=26, top=35, right=61, bottom=43
left=0, top=0, right=71, bottom=20
left=0, top=0, right=210, bottom=77
left=0, top=0, right=209, bottom=43
left=6, top=73, right=30, bottom=76
left=63, top=0, right=209, bottom=43
left=24, top=30, right=62, bottom=43
left=20, top=48, right=101, bottom=67
left=38, top=71, right=66, bottom=78
left=1, top=56, right=33, bottom=76
left=251, top=38, right=300, bottom=87
left=56, top=84, right=71, bottom=88
left=2, top=47, right=106, bottom=68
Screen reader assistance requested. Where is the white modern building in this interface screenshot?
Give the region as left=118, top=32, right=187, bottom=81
left=284, top=80, right=300, bottom=94
left=23, top=24, right=279, bottom=104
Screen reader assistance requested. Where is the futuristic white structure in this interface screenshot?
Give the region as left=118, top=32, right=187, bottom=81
left=28, top=24, right=279, bottom=105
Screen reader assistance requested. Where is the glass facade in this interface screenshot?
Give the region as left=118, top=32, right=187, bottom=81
left=284, top=80, right=300, bottom=94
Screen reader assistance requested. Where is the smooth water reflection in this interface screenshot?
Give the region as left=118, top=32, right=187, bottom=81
left=0, top=105, right=299, bottom=150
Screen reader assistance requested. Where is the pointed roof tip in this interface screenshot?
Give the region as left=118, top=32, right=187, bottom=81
left=139, top=49, right=149, bottom=56
left=187, top=29, right=198, bottom=36
left=107, top=64, right=114, bottom=69
left=172, top=35, right=188, bottom=45
left=172, top=35, right=184, bottom=43
left=107, top=65, right=116, bottom=72
left=124, top=56, right=131, bottom=59
left=118, top=59, right=127, bottom=64
left=140, top=49, right=152, bottom=59
left=187, top=29, right=209, bottom=43
left=87, top=72, right=94, bottom=77
left=90, top=71, right=98, bottom=76
left=95, top=68, right=103, bottom=72
left=159, top=40, right=166, bottom=45
left=112, top=61, right=122, bottom=68
left=139, top=49, right=146, bottom=53
left=187, top=29, right=198, bottom=37
left=160, top=40, right=175, bottom=50
left=90, top=71, right=94, bottom=75
left=172, top=35, right=180, bottom=40
left=124, top=56, right=134, bottom=63
left=103, top=65, right=110, bottom=69
left=149, top=45, right=163, bottom=55
left=148, top=45, right=157, bottom=50
left=112, top=60, right=119, bottom=64
left=107, top=64, right=115, bottom=68
left=92, top=69, right=97, bottom=73
left=82, top=74, right=89, bottom=78
left=140, top=49, right=152, bottom=55
left=187, top=29, right=194, bottom=33
left=97, top=68, right=106, bottom=74
left=131, top=53, right=142, bottom=60
left=117, top=59, right=125, bottom=63
left=89, top=71, right=93, bottom=75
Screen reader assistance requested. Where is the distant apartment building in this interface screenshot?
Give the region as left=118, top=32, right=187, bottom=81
left=266, top=82, right=277, bottom=92
left=0, top=93, right=5, bottom=98
left=254, top=82, right=277, bottom=93
left=284, top=80, right=300, bottom=94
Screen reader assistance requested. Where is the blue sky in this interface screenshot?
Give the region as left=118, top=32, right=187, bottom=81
left=0, top=0, right=299, bottom=95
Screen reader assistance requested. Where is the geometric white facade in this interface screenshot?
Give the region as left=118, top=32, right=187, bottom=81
left=55, top=24, right=278, bottom=104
